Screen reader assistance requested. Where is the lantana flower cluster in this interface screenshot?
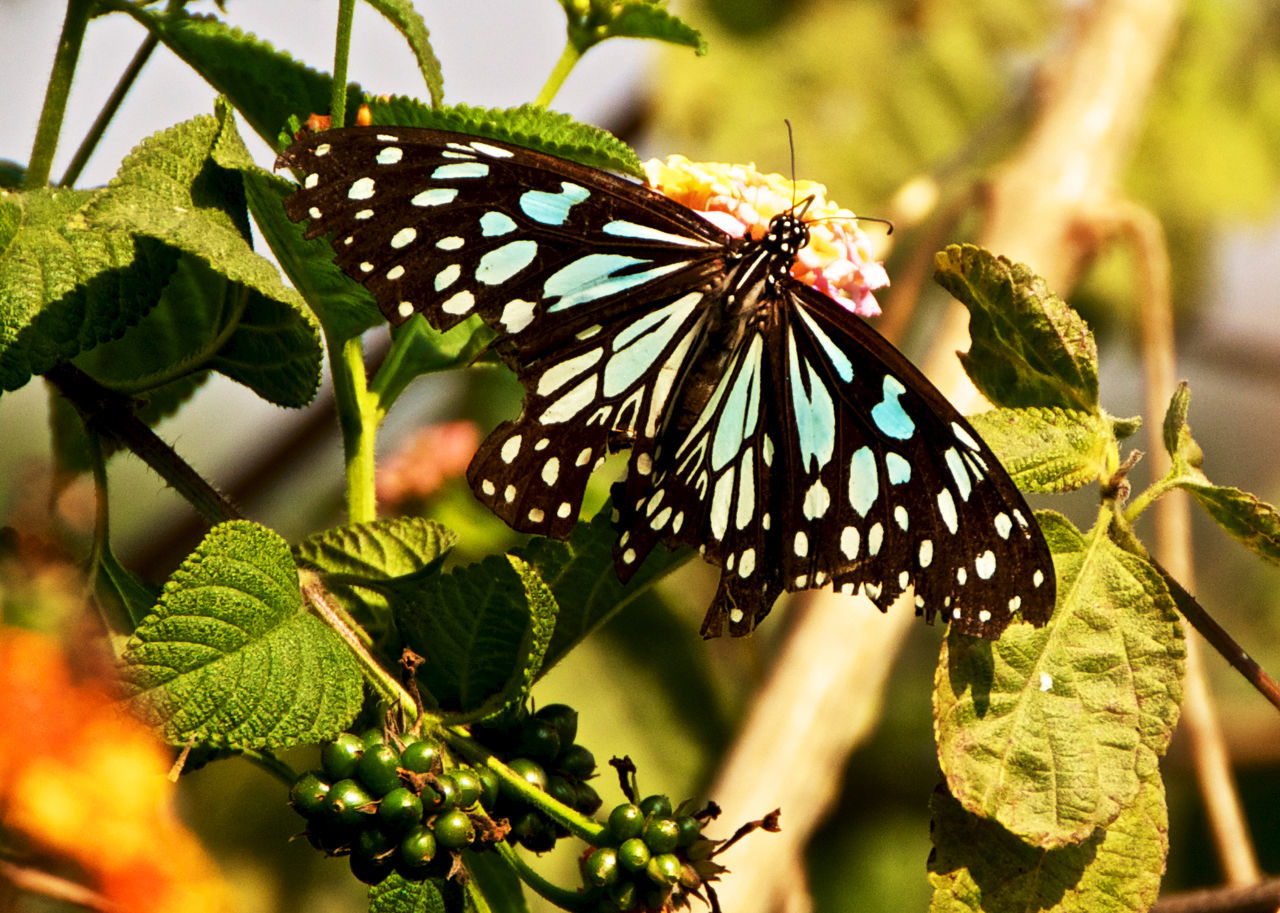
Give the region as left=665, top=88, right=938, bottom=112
left=643, top=155, right=890, bottom=319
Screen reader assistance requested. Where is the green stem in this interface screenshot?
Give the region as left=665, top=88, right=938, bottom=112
left=495, top=842, right=595, bottom=910
left=302, top=575, right=417, bottom=720
left=60, top=32, right=159, bottom=186
left=1123, top=474, right=1181, bottom=526
left=238, top=748, right=298, bottom=787
left=331, top=0, right=356, bottom=125
left=444, top=728, right=609, bottom=844
left=536, top=41, right=582, bottom=108
left=27, top=0, right=97, bottom=189
left=330, top=334, right=379, bottom=523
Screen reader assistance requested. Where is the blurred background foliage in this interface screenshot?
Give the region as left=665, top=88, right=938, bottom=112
left=3, top=0, right=1280, bottom=911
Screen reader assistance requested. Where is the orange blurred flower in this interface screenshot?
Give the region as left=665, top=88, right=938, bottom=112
left=0, top=626, right=230, bottom=913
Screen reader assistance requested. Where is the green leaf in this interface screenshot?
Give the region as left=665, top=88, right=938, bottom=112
left=966, top=407, right=1113, bottom=494
left=1110, top=414, right=1143, bottom=441
left=113, top=7, right=364, bottom=144
left=296, top=517, right=458, bottom=584
left=1177, top=478, right=1280, bottom=567
left=928, top=772, right=1168, bottom=913
left=562, top=0, right=708, bottom=55
left=369, top=872, right=461, bottom=913
left=934, top=244, right=1099, bottom=413
left=243, top=167, right=381, bottom=342
left=0, top=186, right=178, bottom=392
left=514, top=508, right=691, bottom=670
left=362, top=0, right=445, bottom=107
left=462, top=849, right=529, bottom=913
left=121, top=520, right=363, bottom=748
left=83, top=104, right=322, bottom=405
left=934, top=512, right=1183, bottom=847
left=69, top=252, right=317, bottom=408
left=362, top=99, right=644, bottom=176
left=1161, top=381, right=1191, bottom=460
left=371, top=314, right=496, bottom=412
left=296, top=518, right=457, bottom=648
left=395, top=554, right=558, bottom=716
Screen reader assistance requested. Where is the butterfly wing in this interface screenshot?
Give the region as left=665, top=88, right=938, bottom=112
left=279, top=127, right=724, bottom=341
left=614, top=279, right=1055, bottom=638
left=280, top=127, right=734, bottom=535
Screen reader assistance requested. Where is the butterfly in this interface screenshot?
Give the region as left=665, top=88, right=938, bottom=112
left=278, top=125, right=1055, bottom=639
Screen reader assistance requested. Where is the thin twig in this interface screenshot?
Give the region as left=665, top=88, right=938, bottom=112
left=1151, top=878, right=1280, bottom=913
left=1153, top=561, right=1280, bottom=714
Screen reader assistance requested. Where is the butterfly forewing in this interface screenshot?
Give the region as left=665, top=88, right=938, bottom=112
left=280, top=127, right=725, bottom=346
left=279, top=125, right=1056, bottom=639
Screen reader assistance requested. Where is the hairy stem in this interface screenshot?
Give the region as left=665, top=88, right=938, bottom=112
left=27, top=0, right=96, bottom=189
left=331, top=0, right=356, bottom=126
left=536, top=41, right=581, bottom=108
left=46, top=364, right=241, bottom=526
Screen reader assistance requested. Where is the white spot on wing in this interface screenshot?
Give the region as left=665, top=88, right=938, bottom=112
left=840, top=526, right=860, bottom=560
left=803, top=479, right=830, bottom=520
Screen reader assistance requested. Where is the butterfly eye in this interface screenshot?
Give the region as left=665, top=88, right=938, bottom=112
left=281, top=126, right=1054, bottom=640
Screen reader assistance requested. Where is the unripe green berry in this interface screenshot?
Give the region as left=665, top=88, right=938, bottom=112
left=643, top=816, right=681, bottom=854
left=583, top=846, right=620, bottom=887
left=608, top=803, right=644, bottom=841
left=321, top=732, right=364, bottom=780
left=617, top=837, right=651, bottom=872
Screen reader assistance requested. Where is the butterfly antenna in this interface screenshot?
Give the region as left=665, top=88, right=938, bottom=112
left=785, top=119, right=798, bottom=203
left=783, top=120, right=815, bottom=219
left=857, top=215, right=895, bottom=236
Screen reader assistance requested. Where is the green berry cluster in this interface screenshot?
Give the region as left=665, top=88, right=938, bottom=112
left=470, top=703, right=603, bottom=852
left=582, top=795, right=707, bottom=912
left=290, top=729, right=500, bottom=885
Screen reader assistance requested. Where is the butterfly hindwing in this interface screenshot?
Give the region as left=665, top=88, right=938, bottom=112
left=466, top=286, right=712, bottom=538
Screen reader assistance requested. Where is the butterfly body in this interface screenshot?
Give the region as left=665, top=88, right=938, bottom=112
left=279, top=126, right=1054, bottom=638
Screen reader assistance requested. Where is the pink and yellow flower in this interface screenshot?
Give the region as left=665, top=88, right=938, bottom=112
left=643, top=155, right=890, bottom=318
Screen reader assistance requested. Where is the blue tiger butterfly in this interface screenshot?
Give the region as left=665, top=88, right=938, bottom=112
left=278, top=126, right=1054, bottom=638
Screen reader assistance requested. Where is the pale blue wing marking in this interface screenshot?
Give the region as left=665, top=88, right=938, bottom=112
left=476, top=240, right=538, bottom=285
left=544, top=256, right=686, bottom=311
left=885, top=452, right=912, bottom=484
left=432, top=162, right=490, bottom=179
left=711, top=335, right=763, bottom=472
left=411, top=188, right=458, bottom=207
left=786, top=328, right=836, bottom=472
left=944, top=447, right=972, bottom=500
left=870, top=375, right=915, bottom=440
left=848, top=446, right=878, bottom=516
left=480, top=212, right=517, bottom=236
left=602, top=293, right=703, bottom=397
left=603, top=220, right=710, bottom=247
left=521, top=182, right=590, bottom=226
left=794, top=304, right=854, bottom=382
